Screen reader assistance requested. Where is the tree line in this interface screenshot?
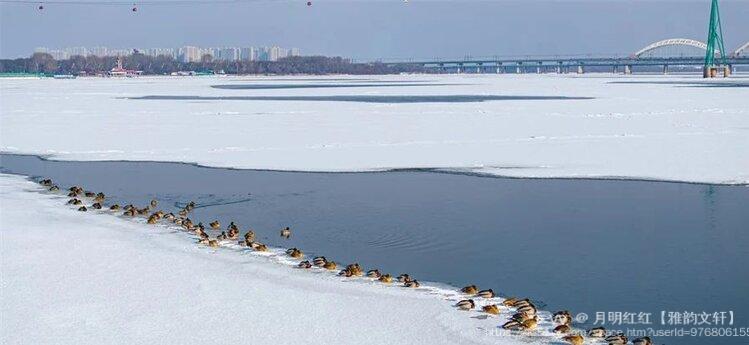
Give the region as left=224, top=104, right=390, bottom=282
left=0, top=53, right=425, bottom=75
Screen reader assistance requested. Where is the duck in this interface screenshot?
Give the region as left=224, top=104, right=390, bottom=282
left=67, top=198, right=81, bottom=205
left=209, top=221, right=220, bottom=229
left=588, top=327, right=606, bottom=338
left=366, top=269, right=381, bottom=278
left=553, top=324, right=571, bottom=334
left=49, top=185, right=60, bottom=192
left=228, top=222, right=239, bottom=232
left=502, top=298, right=518, bottom=307
left=404, top=280, right=420, bottom=288
left=67, top=191, right=78, bottom=197
left=109, top=204, right=121, bottom=211
left=150, top=199, right=158, bottom=208
left=501, top=320, right=523, bottom=330
left=338, top=268, right=354, bottom=277
left=227, top=228, right=239, bottom=240
left=553, top=310, right=573, bottom=325
left=164, top=213, right=175, bottom=221
left=286, top=248, right=304, bottom=258
left=147, top=214, right=159, bottom=224
left=137, top=207, right=150, bottom=215
left=78, top=206, right=87, bottom=212
left=477, top=289, right=495, bottom=298
left=123, top=209, right=136, bottom=217
left=280, top=226, right=291, bottom=238
left=632, top=336, right=652, bottom=345
left=247, top=241, right=263, bottom=250
left=182, top=219, right=194, bottom=230
left=40, top=179, right=53, bottom=186
left=84, top=191, right=96, bottom=198
left=345, top=263, right=364, bottom=276
left=482, top=304, right=500, bottom=315
left=217, top=231, right=228, bottom=240
left=254, top=243, right=268, bottom=252
left=397, top=274, right=412, bottom=283
left=511, top=312, right=535, bottom=323
left=185, top=201, right=196, bottom=211
left=123, top=204, right=135, bottom=211
left=517, top=305, right=537, bottom=317
left=323, top=261, right=337, bottom=270
left=563, top=334, right=584, bottom=345
left=604, top=333, right=627, bottom=345
left=456, top=299, right=475, bottom=310
left=208, top=239, right=219, bottom=248
left=378, top=274, right=393, bottom=283
left=198, top=238, right=209, bottom=245
left=198, top=230, right=209, bottom=240
left=461, top=285, right=479, bottom=295
left=298, top=260, right=312, bottom=269
left=521, top=318, right=537, bottom=330
left=178, top=209, right=188, bottom=217
left=227, top=223, right=239, bottom=240
left=512, top=299, right=532, bottom=308
left=244, top=230, right=255, bottom=242
left=313, top=256, right=327, bottom=267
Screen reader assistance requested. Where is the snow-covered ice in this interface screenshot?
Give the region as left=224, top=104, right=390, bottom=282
left=1, top=74, right=747, bottom=184
left=1, top=173, right=561, bottom=345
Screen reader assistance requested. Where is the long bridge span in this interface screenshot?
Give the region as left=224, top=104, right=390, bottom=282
left=378, top=38, right=749, bottom=74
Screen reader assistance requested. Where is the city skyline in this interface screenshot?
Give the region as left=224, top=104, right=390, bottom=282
left=31, top=45, right=302, bottom=62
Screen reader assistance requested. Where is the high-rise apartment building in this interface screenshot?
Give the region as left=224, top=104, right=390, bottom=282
left=179, top=46, right=202, bottom=63
left=240, top=47, right=256, bottom=61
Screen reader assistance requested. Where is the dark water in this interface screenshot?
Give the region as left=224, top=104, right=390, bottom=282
left=2, top=153, right=747, bottom=345
left=129, top=95, right=593, bottom=103
left=210, top=83, right=460, bottom=89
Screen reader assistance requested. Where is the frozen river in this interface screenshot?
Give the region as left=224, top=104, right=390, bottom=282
left=1, top=74, right=748, bottom=344
left=1, top=74, right=747, bottom=184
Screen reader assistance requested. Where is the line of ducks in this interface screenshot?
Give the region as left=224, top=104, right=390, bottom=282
left=41, top=178, right=654, bottom=345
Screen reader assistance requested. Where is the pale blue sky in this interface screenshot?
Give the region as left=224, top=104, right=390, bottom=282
left=1, top=0, right=747, bottom=59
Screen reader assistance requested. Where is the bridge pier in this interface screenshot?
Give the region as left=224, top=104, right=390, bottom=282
left=516, top=66, right=522, bottom=74
left=624, top=65, right=632, bottom=75
left=577, top=66, right=584, bottom=74
left=663, top=65, right=668, bottom=75
left=613, top=65, right=618, bottom=74
left=703, top=66, right=731, bottom=78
